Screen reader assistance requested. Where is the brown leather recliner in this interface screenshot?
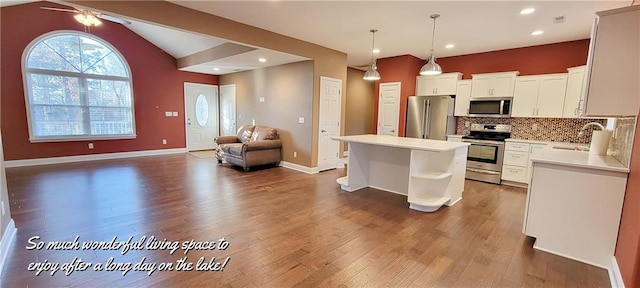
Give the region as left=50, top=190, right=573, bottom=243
left=215, top=125, right=282, bottom=171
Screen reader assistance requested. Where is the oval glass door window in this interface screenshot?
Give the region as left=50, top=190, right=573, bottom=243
left=195, top=94, right=209, bottom=127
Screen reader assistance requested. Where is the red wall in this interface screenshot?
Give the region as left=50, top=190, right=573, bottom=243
left=437, top=39, right=590, bottom=78
left=1, top=2, right=218, bottom=161
left=616, top=112, right=640, bottom=287
left=373, top=40, right=590, bottom=137
left=373, top=55, right=424, bottom=136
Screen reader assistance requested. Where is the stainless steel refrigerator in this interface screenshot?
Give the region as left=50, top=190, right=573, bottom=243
left=405, top=95, right=455, bottom=140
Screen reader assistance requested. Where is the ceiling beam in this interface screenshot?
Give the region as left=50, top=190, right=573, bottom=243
left=177, top=43, right=256, bottom=69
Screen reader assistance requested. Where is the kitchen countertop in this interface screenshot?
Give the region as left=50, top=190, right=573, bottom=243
left=505, top=138, right=589, bottom=147
left=529, top=146, right=629, bottom=173
left=332, top=134, right=469, bottom=152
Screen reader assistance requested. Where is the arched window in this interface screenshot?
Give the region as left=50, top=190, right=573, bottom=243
left=22, top=31, right=135, bottom=142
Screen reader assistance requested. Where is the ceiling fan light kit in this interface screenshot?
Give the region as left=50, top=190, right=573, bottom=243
left=363, top=29, right=381, bottom=81
left=420, top=14, right=443, bottom=76
left=74, top=12, right=102, bottom=27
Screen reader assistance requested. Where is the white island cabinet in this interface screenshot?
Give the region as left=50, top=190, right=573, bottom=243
left=524, top=147, right=629, bottom=269
left=332, top=135, right=469, bottom=212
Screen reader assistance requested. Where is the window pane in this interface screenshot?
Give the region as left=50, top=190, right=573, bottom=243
left=84, top=52, right=128, bottom=77
left=29, top=74, right=81, bottom=105
left=31, top=105, right=85, bottom=136
left=89, top=107, right=134, bottom=135
left=87, top=79, right=132, bottom=107
left=195, top=94, right=209, bottom=127
left=27, top=40, right=81, bottom=72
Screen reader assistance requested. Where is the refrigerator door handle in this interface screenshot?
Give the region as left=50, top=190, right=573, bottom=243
left=423, top=99, right=431, bottom=139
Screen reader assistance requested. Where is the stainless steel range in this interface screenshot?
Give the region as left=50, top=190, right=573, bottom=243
left=462, top=124, right=512, bottom=184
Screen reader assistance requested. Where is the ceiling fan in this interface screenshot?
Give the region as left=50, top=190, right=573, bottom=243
left=41, top=6, right=131, bottom=27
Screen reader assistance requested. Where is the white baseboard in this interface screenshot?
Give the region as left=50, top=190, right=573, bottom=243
left=610, top=256, right=625, bottom=288
left=0, top=219, right=17, bottom=278
left=4, top=148, right=187, bottom=168
left=280, top=161, right=318, bottom=174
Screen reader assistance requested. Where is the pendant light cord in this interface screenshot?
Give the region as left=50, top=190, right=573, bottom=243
left=371, top=30, right=375, bottom=60
left=430, top=16, right=436, bottom=52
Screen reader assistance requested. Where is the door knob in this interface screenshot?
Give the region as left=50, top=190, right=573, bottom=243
left=391, top=130, right=395, bottom=133
left=321, top=129, right=327, bottom=133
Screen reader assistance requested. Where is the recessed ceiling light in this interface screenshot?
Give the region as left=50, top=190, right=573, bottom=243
left=213, top=67, right=220, bottom=71
left=520, top=8, right=535, bottom=15
left=258, top=57, right=267, bottom=63
left=445, top=44, right=455, bottom=49
left=531, top=30, right=544, bottom=36
left=372, top=48, right=380, bottom=54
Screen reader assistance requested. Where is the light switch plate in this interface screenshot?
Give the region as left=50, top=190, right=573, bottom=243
left=298, top=117, right=305, bottom=124
left=165, top=111, right=172, bottom=117
left=259, top=97, right=265, bottom=103
left=172, top=112, right=178, bottom=117
left=532, top=123, right=538, bottom=131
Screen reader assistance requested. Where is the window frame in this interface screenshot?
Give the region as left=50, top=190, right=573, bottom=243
left=21, top=30, right=137, bottom=143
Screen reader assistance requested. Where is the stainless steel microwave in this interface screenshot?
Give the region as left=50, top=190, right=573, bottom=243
left=468, top=98, right=512, bottom=117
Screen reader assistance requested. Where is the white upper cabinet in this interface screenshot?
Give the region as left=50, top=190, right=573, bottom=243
left=582, top=5, right=640, bottom=117
left=563, top=66, right=586, bottom=118
left=454, top=80, right=472, bottom=116
left=416, top=72, right=462, bottom=96
left=512, top=74, right=568, bottom=118
left=470, top=71, right=519, bottom=98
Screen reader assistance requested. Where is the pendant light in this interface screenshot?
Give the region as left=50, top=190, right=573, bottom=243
left=420, top=14, right=443, bottom=76
left=363, top=29, right=381, bottom=81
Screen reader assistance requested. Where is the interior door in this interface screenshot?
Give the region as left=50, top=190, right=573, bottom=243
left=318, top=76, right=342, bottom=172
left=219, top=84, right=236, bottom=136
left=184, top=83, right=218, bottom=151
left=377, top=82, right=401, bottom=136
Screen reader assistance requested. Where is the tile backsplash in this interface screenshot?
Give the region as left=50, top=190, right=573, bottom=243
left=456, top=116, right=638, bottom=168
left=610, top=117, right=637, bottom=167
left=456, top=117, right=606, bottom=144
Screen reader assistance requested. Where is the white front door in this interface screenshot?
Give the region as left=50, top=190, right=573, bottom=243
left=377, top=82, right=401, bottom=136
left=184, top=83, right=218, bottom=151
left=318, top=76, right=342, bottom=172
left=219, top=84, right=237, bottom=136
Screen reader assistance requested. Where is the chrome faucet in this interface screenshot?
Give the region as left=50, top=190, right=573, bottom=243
left=578, top=122, right=605, bottom=137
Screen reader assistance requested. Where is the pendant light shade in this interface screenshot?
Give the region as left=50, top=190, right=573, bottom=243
left=363, top=29, right=381, bottom=81
left=363, top=59, right=381, bottom=80
left=420, top=14, right=443, bottom=76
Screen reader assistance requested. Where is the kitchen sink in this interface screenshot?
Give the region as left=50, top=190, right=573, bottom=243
left=552, top=145, right=589, bottom=151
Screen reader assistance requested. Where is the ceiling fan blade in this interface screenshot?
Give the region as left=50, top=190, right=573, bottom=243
left=98, top=14, right=131, bottom=25
left=40, top=7, right=79, bottom=13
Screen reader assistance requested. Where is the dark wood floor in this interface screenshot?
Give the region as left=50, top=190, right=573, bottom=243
left=1, top=154, right=609, bottom=287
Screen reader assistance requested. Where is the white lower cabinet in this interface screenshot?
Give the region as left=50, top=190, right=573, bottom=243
left=524, top=161, right=628, bottom=268
left=501, top=141, right=547, bottom=185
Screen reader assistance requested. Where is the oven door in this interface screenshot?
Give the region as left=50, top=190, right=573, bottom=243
left=462, top=139, right=504, bottom=172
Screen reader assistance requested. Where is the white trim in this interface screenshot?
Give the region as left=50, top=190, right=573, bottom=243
left=0, top=219, right=17, bottom=279
left=610, top=256, right=625, bottom=288
left=4, top=148, right=186, bottom=168
left=369, top=185, right=408, bottom=196
left=280, top=161, right=318, bottom=174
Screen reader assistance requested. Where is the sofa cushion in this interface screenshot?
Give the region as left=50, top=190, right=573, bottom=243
left=251, top=126, right=278, bottom=142
left=236, top=125, right=255, bottom=143
left=220, top=143, right=244, bottom=155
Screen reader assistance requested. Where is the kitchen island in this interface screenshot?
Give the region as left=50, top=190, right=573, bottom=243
left=331, top=134, right=469, bottom=212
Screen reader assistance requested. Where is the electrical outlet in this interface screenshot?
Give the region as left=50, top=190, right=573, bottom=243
left=298, top=117, right=304, bottom=124
left=165, top=111, right=172, bottom=117
left=172, top=112, right=178, bottom=117
left=464, top=121, right=470, bottom=128
left=252, top=119, right=256, bottom=125
left=88, top=143, right=94, bottom=149
left=293, top=152, right=297, bottom=158
left=162, top=139, right=167, bottom=145
left=532, top=123, right=538, bottom=131
left=1, top=201, right=5, bottom=216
